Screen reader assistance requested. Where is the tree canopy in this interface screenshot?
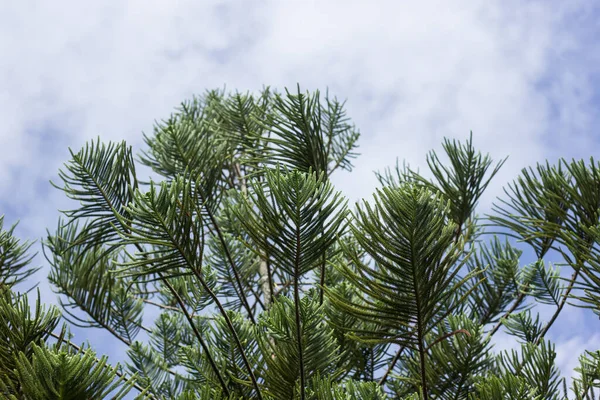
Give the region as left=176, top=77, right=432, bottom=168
left=2, top=85, right=600, bottom=399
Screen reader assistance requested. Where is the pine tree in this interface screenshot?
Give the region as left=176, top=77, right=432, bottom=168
left=2, top=85, right=600, bottom=398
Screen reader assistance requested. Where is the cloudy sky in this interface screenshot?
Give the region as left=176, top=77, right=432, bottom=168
left=2, top=0, right=600, bottom=395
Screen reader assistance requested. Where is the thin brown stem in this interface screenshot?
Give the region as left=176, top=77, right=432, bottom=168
left=170, top=197, right=263, bottom=398
left=141, top=298, right=180, bottom=313
left=417, top=327, right=429, bottom=400
left=486, top=292, right=525, bottom=339
left=319, top=252, right=326, bottom=306
left=294, top=275, right=305, bottom=400
left=294, top=217, right=306, bottom=400
left=425, top=329, right=471, bottom=353
left=128, top=318, right=152, bottom=335
left=378, top=345, right=405, bottom=386
left=266, top=257, right=274, bottom=304
left=274, top=280, right=294, bottom=297
left=534, top=267, right=581, bottom=345
left=133, top=230, right=228, bottom=392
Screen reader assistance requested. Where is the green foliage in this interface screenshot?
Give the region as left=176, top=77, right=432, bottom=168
left=4, top=85, right=600, bottom=399
left=0, top=216, right=39, bottom=291
left=52, top=139, right=138, bottom=252
left=3, top=343, right=134, bottom=400
left=258, top=293, right=340, bottom=399
left=249, top=85, right=360, bottom=176
left=493, top=340, right=563, bottom=399
left=463, top=237, right=523, bottom=325
left=0, top=290, right=61, bottom=388
left=326, top=184, right=477, bottom=350
left=489, top=161, right=570, bottom=259
left=230, top=166, right=348, bottom=279
left=571, top=350, right=600, bottom=398
left=0, top=220, right=140, bottom=399
left=413, top=133, right=505, bottom=235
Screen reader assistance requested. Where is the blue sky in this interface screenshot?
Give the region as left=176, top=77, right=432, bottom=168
left=2, top=0, right=600, bottom=395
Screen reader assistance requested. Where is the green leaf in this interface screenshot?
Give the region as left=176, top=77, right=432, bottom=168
left=397, top=315, right=493, bottom=399
left=571, top=350, right=600, bottom=398
left=115, top=176, right=204, bottom=279
left=496, top=340, right=562, bottom=399
left=526, top=261, right=564, bottom=307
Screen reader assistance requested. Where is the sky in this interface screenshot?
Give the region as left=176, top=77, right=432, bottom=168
left=2, top=0, right=600, bottom=396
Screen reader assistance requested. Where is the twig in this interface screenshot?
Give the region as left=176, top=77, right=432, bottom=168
left=378, top=346, right=405, bottom=386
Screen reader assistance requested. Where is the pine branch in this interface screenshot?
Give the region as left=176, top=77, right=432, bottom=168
left=534, top=267, right=580, bottom=345
left=486, top=258, right=545, bottom=339
left=45, top=330, right=152, bottom=398
left=189, top=266, right=264, bottom=400
left=158, top=273, right=230, bottom=396
left=56, top=280, right=132, bottom=347
left=203, top=199, right=256, bottom=323
left=133, top=221, right=261, bottom=397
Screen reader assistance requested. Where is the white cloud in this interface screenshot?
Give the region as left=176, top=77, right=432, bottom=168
left=556, top=333, right=600, bottom=398
left=2, top=0, right=598, bottom=205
